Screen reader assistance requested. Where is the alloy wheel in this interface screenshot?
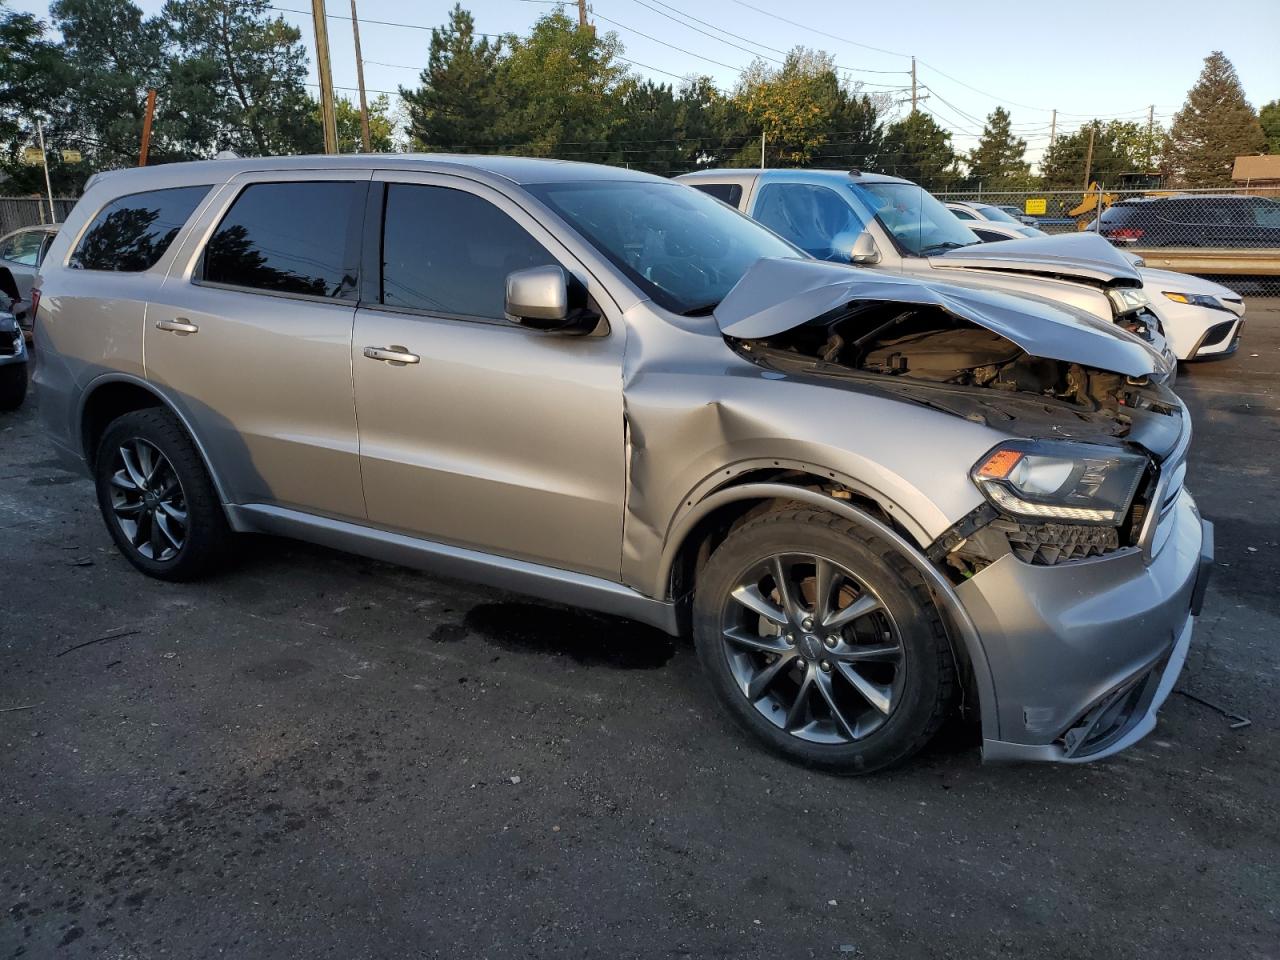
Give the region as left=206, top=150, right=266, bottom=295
left=719, top=553, right=906, bottom=744
left=107, top=438, right=188, bottom=562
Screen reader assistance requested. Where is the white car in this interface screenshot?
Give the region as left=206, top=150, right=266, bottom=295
left=946, top=200, right=1040, bottom=232
left=961, top=220, right=1245, bottom=360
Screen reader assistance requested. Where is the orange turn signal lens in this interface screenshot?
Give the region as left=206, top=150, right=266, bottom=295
left=976, top=449, right=1023, bottom=480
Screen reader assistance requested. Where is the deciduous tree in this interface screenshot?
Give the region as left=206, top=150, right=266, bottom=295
left=879, top=112, right=957, bottom=187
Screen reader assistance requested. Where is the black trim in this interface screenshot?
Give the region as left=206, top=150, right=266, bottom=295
left=359, top=181, right=385, bottom=306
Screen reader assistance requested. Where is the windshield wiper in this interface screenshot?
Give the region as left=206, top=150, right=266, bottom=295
left=680, top=300, right=721, bottom=317
left=919, top=241, right=973, bottom=255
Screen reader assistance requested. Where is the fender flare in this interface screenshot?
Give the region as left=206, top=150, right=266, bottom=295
left=657, top=482, right=1000, bottom=742
left=77, top=372, right=235, bottom=507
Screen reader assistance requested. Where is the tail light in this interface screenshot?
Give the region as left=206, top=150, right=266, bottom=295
left=1106, top=226, right=1144, bottom=240
left=29, top=288, right=41, bottom=319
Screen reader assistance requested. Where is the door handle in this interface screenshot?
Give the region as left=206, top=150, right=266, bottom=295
left=363, top=345, right=420, bottom=365
left=155, top=318, right=199, bottom=335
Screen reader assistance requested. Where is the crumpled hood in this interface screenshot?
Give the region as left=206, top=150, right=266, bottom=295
left=713, top=258, right=1169, bottom=380
left=928, top=231, right=1143, bottom=285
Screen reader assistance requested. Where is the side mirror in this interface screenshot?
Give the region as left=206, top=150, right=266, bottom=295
left=847, top=231, right=880, bottom=265
left=505, top=265, right=596, bottom=334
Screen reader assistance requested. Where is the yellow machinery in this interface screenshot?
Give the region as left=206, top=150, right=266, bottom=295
left=1070, top=182, right=1116, bottom=229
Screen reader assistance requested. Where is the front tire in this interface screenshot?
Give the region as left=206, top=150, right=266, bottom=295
left=94, top=408, right=232, bottom=581
left=0, top=363, right=27, bottom=411
left=693, top=508, right=955, bottom=775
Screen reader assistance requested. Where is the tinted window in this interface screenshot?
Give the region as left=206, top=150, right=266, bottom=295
left=204, top=182, right=363, bottom=298
left=974, top=204, right=1020, bottom=224
left=755, top=183, right=870, bottom=261
left=527, top=180, right=799, bottom=315
left=1, top=230, right=47, bottom=266
left=381, top=184, right=558, bottom=319
left=973, top=228, right=1011, bottom=243
left=70, top=186, right=209, bottom=272
left=689, top=182, right=743, bottom=207
left=950, top=207, right=977, bottom=220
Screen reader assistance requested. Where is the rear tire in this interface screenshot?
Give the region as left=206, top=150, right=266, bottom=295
left=94, top=408, right=232, bottom=581
left=0, top=363, right=27, bottom=411
left=693, top=508, right=955, bottom=775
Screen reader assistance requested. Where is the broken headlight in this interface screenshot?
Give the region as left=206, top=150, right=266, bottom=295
left=1107, top=287, right=1150, bottom=316
left=971, top=440, right=1147, bottom=525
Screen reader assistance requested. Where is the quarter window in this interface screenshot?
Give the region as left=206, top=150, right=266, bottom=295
left=381, top=184, right=558, bottom=319
left=688, top=182, right=744, bottom=207
left=203, top=181, right=364, bottom=299
left=70, top=186, right=210, bottom=272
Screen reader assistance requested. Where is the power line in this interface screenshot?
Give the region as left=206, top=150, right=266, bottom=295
left=729, top=0, right=909, bottom=59
left=634, top=0, right=910, bottom=76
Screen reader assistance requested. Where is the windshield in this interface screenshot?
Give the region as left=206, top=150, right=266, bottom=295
left=978, top=204, right=1021, bottom=225
left=848, top=182, right=979, bottom=256
left=527, top=180, right=801, bottom=314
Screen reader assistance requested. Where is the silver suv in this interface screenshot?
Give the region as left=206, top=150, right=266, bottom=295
left=33, top=155, right=1212, bottom=773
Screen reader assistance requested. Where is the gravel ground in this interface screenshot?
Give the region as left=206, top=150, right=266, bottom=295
left=2, top=301, right=1278, bottom=959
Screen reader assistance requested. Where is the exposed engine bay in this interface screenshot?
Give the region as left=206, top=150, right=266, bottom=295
left=727, top=298, right=1188, bottom=579
left=730, top=299, right=1181, bottom=444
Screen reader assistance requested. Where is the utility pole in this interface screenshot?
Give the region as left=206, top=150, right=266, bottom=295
left=350, top=0, right=371, bottom=152
left=1048, top=108, right=1056, bottom=153
left=1083, top=123, right=1096, bottom=190
left=311, top=0, right=339, bottom=153
left=577, top=0, right=589, bottom=29
left=139, top=89, right=157, bottom=166
left=911, top=56, right=917, bottom=113
left=760, top=130, right=766, bottom=169
left=1145, top=104, right=1154, bottom=171
left=36, top=120, right=55, bottom=222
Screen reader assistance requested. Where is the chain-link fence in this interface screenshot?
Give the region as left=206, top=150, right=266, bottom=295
left=0, top=197, right=77, bottom=237
left=934, top=185, right=1280, bottom=297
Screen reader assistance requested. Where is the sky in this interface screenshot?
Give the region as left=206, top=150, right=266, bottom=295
left=11, top=0, right=1280, bottom=165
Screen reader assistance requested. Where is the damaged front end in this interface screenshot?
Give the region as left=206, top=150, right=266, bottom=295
left=715, top=259, right=1187, bottom=583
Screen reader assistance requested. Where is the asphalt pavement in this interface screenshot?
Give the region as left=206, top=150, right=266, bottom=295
left=2, top=302, right=1278, bottom=959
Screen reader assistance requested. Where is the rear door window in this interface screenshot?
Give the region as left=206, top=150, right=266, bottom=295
left=203, top=181, right=364, bottom=299
left=69, top=186, right=210, bottom=271
left=380, top=183, right=558, bottom=320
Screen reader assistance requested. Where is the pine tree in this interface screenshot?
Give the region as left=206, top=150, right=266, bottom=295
left=1167, top=51, right=1265, bottom=186
left=401, top=4, right=502, bottom=152
left=966, top=107, right=1028, bottom=189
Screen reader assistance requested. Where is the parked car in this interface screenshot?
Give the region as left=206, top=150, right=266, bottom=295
left=679, top=168, right=1178, bottom=368
left=1096, top=195, right=1280, bottom=248
left=0, top=306, right=28, bottom=410
left=946, top=200, right=1040, bottom=232
left=960, top=221, right=1245, bottom=360
left=0, top=223, right=58, bottom=337
left=34, top=155, right=1211, bottom=773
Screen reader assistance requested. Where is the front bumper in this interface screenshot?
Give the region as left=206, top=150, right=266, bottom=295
left=956, top=489, right=1211, bottom=763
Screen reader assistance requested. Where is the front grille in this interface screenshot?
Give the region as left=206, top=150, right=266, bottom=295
left=998, top=520, right=1120, bottom=565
